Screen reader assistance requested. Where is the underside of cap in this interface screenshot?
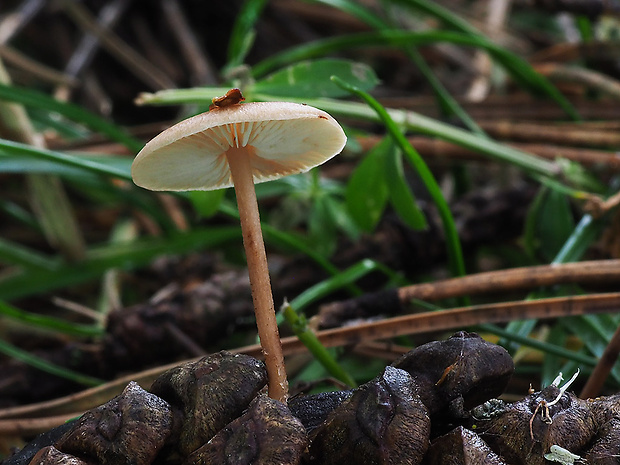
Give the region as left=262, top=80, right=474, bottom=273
left=131, top=102, right=347, bottom=191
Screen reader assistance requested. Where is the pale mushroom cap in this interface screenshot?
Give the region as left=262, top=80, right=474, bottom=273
left=131, top=101, right=347, bottom=191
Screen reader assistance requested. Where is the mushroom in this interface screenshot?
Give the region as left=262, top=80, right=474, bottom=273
left=131, top=89, right=347, bottom=401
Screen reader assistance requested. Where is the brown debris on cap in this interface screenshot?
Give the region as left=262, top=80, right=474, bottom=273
left=209, top=88, right=245, bottom=110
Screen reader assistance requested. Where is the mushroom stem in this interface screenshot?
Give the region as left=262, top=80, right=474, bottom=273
left=225, top=147, right=289, bottom=402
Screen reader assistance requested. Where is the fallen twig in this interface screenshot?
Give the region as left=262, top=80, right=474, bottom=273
left=318, top=260, right=620, bottom=328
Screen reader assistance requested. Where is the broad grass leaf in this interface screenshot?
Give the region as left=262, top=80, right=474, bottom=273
left=0, top=153, right=132, bottom=178
left=308, top=194, right=339, bottom=257
left=346, top=137, right=390, bottom=232
left=253, top=58, right=379, bottom=98
left=384, top=144, right=427, bottom=230
left=226, top=0, right=268, bottom=68
left=0, top=83, right=142, bottom=152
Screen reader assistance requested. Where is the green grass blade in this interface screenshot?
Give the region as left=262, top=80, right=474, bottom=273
left=384, top=143, right=427, bottom=230
left=305, top=0, right=386, bottom=29
left=251, top=32, right=465, bottom=76
left=391, top=0, right=479, bottom=35
left=305, top=0, right=484, bottom=135
left=405, top=47, right=486, bottom=136
left=0, top=83, right=143, bottom=152
left=0, top=300, right=103, bottom=337
left=139, top=88, right=588, bottom=192
left=0, top=138, right=132, bottom=181
left=252, top=58, right=379, bottom=98
left=553, top=214, right=603, bottom=264
left=560, top=315, right=620, bottom=384
left=287, top=96, right=561, bottom=179
left=0, top=152, right=133, bottom=178
left=390, top=0, right=580, bottom=120
left=0, top=152, right=175, bottom=230
left=0, top=200, right=40, bottom=231
left=501, top=214, right=607, bottom=353
left=135, top=87, right=231, bottom=106
left=0, top=237, right=58, bottom=271
left=0, top=336, right=104, bottom=387
left=345, top=137, right=390, bottom=232
left=282, top=303, right=357, bottom=387
left=226, top=0, right=269, bottom=70
left=524, top=188, right=576, bottom=262
left=478, top=323, right=596, bottom=366
left=289, top=258, right=405, bottom=312
left=0, top=226, right=240, bottom=301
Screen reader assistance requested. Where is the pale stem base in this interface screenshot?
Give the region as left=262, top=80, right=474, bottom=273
left=225, top=147, right=289, bottom=402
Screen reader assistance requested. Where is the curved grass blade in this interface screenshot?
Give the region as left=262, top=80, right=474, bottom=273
left=285, top=96, right=564, bottom=181
left=275, top=258, right=405, bottom=383
left=0, top=226, right=241, bottom=301
left=0, top=336, right=104, bottom=387
left=226, top=0, right=269, bottom=70
left=387, top=0, right=580, bottom=121
left=305, top=0, right=485, bottom=135
left=0, top=138, right=131, bottom=181
left=289, top=258, right=406, bottom=312
left=135, top=87, right=232, bottom=106
left=501, top=214, right=607, bottom=353
left=0, top=83, right=142, bottom=152
left=560, top=314, right=620, bottom=385
left=0, top=300, right=103, bottom=338
left=0, top=145, right=175, bottom=234
left=0, top=152, right=132, bottom=178
left=477, top=323, right=596, bottom=367
left=384, top=143, right=427, bottom=230
left=553, top=214, right=603, bottom=264
left=305, top=0, right=387, bottom=29
left=345, top=136, right=390, bottom=232
left=0, top=237, right=57, bottom=271
left=390, top=0, right=479, bottom=35
left=332, top=76, right=467, bottom=289
left=252, top=58, right=379, bottom=98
